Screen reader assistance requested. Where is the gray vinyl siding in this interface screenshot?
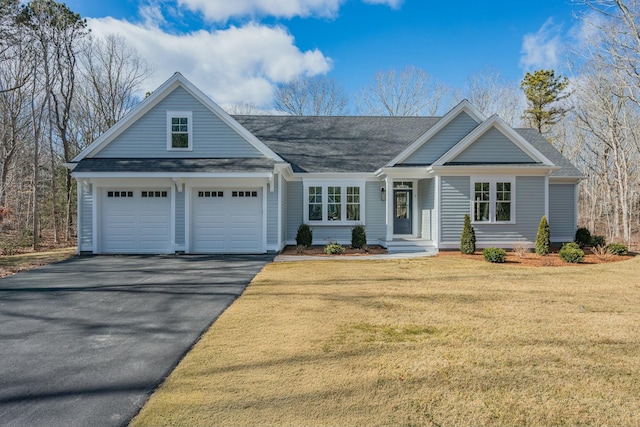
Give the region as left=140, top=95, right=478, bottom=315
left=267, top=179, right=278, bottom=247
left=549, top=183, right=576, bottom=242
left=451, top=127, right=535, bottom=163
left=96, top=86, right=265, bottom=158
left=79, top=184, right=93, bottom=250
left=175, top=187, right=185, bottom=247
left=280, top=177, right=287, bottom=247
left=286, top=181, right=303, bottom=242
left=418, top=178, right=435, bottom=240
left=365, top=181, right=386, bottom=242
left=440, top=176, right=545, bottom=246
left=440, top=176, right=470, bottom=242
left=401, top=112, right=479, bottom=165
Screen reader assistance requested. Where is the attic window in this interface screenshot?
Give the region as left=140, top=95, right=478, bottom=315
left=167, top=111, right=192, bottom=150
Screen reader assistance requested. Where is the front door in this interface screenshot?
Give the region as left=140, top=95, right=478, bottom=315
left=393, top=189, right=412, bottom=235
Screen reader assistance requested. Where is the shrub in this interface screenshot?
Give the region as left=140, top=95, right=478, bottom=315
left=607, top=242, right=628, bottom=256
left=324, top=242, right=345, bottom=255
left=512, top=240, right=531, bottom=258
left=351, top=225, right=367, bottom=249
left=296, top=224, right=313, bottom=247
left=559, top=242, right=584, bottom=263
left=591, top=245, right=612, bottom=261
left=460, top=214, right=476, bottom=254
left=535, top=215, right=550, bottom=256
left=483, top=247, right=506, bottom=263
left=590, top=235, right=606, bottom=248
left=574, top=226, right=592, bottom=248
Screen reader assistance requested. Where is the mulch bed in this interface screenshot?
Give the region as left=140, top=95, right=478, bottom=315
left=280, top=245, right=387, bottom=256
left=437, top=250, right=634, bottom=266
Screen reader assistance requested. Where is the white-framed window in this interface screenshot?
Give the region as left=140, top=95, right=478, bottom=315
left=471, top=178, right=515, bottom=223
left=304, top=183, right=365, bottom=225
left=167, top=111, right=193, bottom=150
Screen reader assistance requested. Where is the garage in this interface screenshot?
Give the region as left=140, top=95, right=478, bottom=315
left=101, top=188, right=171, bottom=253
left=191, top=188, right=263, bottom=253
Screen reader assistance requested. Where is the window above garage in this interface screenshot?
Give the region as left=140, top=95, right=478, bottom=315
left=167, top=111, right=193, bottom=151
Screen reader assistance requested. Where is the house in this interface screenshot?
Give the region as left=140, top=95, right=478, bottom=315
left=68, top=73, right=583, bottom=254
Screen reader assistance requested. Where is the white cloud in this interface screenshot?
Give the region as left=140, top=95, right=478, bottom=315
left=520, top=18, right=563, bottom=71
left=177, top=0, right=344, bottom=22
left=85, top=18, right=332, bottom=107
left=362, top=0, right=403, bottom=8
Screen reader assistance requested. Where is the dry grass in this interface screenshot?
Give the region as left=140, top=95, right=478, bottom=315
left=131, top=256, right=640, bottom=427
left=0, top=246, right=76, bottom=277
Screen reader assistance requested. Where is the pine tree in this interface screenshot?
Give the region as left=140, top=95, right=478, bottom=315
left=520, top=69, right=570, bottom=134
left=460, top=214, right=476, bottom=254
left=535, top=215, right=550, bottom=256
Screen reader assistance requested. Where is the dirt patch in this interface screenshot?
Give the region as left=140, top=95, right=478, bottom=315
left=280, top=245, right=387, bottom=256
left=438, top=249, right=634, bottom=266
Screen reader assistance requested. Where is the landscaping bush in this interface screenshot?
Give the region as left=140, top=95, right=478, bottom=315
left=324, top=242, right=345, bottom=255
left=590, top=235, right=606, bottom=248
left=483, top=247, right=506, bottom=263
left=351, top=225, right=367, bottom=249
left=460, top=214, right=476, bottom=254
left=574, top=227, right=592, bottom=248
left=296, top=224, right=313, bottom=247
left=535, top=215, right=550, bottom=255
left=559, top=242, right=585, bottom=263
left=607, top=243, right=628, bottom=256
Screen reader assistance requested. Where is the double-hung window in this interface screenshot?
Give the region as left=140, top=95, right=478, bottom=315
left=167, top=111, right=192, bottom=150
left=472, top=179, right=514, bottom=223
left=305, top=184, right=364, bottom=224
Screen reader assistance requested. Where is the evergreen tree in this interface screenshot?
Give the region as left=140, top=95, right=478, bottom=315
left=535, top=215, right=550, bottom=256
left=460, top=214, right=476, bottom=254
left=520, top=69, right=570, bottom=134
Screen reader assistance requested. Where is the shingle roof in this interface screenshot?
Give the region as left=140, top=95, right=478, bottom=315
left=234, top=115, right=582, bottom=177
left=233, top=115, right=440, bottom=173
left=73, top=158, right=277, bottom=173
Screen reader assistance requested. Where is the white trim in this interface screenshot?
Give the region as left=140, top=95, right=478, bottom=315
left=391, top=179, right=418, bottom=237
left=303, top=181, right=366, bottom=226
left=72, top=72, right=283, bottom=162
left=166, top=111, right=193, bottom=151
left=76, top=183, right=82, bottom=254
left=72, top=172, right=274, bottom=179
left=277, top=173, right=283, bottom=251
left=184, top=182, right=191, bottom=253
left=430, top=165, right=556, bottom=176
left=434, top=175, right=441, bottom=248
left=388, top=100, right=486, bottom=166
left=469, top=176, right=516, bottom=225
left=170, top=186, right=176, bottom=251
left=549, top=176, right=584, bottom=183
left=262, top=183, right=268, bottom=252
left=544, top=175, right=549, bottom=219
left=433, top=115, right=555, bottom=166
left=92, top=185, right=98, bottom=253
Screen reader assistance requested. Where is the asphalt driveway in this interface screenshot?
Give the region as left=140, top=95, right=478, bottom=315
left=0, top=254, right=272, bottom=427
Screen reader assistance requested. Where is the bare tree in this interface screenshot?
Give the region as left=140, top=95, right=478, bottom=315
left=273, top=75, right=347, bottom=115
left=356, top=65, right=451, bottom=116
left=464, top=66, right=525, bottom=126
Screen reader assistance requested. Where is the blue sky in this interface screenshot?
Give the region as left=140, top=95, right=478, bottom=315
left=64, top=0, right=589, bottom=111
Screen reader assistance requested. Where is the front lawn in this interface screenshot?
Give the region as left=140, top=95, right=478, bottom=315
left=131, top=256, right=640, bottom=426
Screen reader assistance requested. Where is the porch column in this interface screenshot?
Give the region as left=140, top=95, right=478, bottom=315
left=385, top=177, right=393, bottom=241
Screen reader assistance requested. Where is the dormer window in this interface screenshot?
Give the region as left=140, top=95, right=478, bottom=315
left=167, top=111, right=192, bottom=150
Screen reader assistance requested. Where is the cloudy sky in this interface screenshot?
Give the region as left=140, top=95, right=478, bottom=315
left=64, top=0, right=589, bottom=110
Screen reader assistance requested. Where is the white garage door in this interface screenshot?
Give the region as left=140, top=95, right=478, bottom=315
left=192, top=188, right=263, bottom=253
left=101, top=189, right=171, bottom=253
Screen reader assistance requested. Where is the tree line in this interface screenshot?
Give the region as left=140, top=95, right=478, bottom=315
left=1, top=0, right=638, bottom=252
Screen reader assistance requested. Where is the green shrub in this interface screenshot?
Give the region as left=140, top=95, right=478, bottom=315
left=574, top=226, right=592, bottom=248
left=590, top=235, right=606, bottom=247
left=324, top=242, right=345, bottom=255
left=535, top=215, right=550, bottom=256
left=296, top=224, right=313, bottom=247
left=482, top=247, right=506, bottom=263
left=351, top=225, right=367, bottom=249
left=559, top=242, right=584, bottom=263
left=607, top=243, right=628, bottom=256
left=460, top=214, right=476, bottom=254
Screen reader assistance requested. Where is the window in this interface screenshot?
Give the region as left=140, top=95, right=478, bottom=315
left=232, top=191, right=258, bottom=198
left=327, top=187, right=341, bottom=221
left=198, top=191, right=223, bottom=198
left=167, top=111, right=192, bottom=150
left=471, top=179, right=514, bottom=223
left=107, top=191, right=133, bottom=198
left=141, top=190, right=167, bottom=198
left=305, top=184, right=364, bottom=224
left=346, top=187, right=360, bottom=221
left=308, top=186, right=322, bottom=221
